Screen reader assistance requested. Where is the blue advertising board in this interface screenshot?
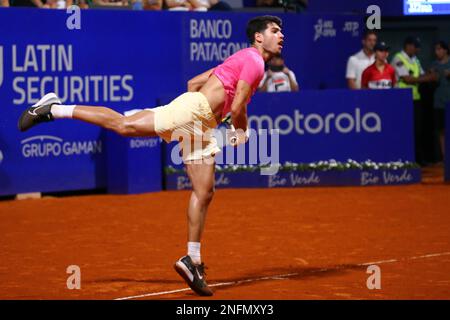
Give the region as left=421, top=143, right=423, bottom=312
left=181, top=12, right=363, bottom=90
left=164, top=89, right=415, bottom=170
left=0, top=9, right=185, bottom=196
left=307, top=0, right=403, bottom=17
left=106, top=133, right=162, bottom=194
left=166, top=168, right=422, bottom=190
left=0, top=8, right=368, bottom=196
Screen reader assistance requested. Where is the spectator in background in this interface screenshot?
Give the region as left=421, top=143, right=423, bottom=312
left=1, top=0, right=45, bottom=6
left=164, top=0, right=193, bottom=10
left=281, top=0, right=308, bottom=12
left=164, top=0, right=230, bottom=10
left=259, top=54, right=299, bottom=92
left=189, top=0, right=232, bottom=11
left=346, top=30, right=377, bottom=89
left=142, top=0, right=162, bottom=9
left=92, top=0, right=129, bottom=7
left=66, top=0, right=90, bottom=8
left=45, top=0, right=58, bottom=7
left=392, top=36, right=438, bottom=166
left=1, top=0, right=72, bottom=7
left=256, top=0, right=281, bottom=8
left=361, top=41, right=396, bottom=89
left=429, top=40, right=450, bottom=160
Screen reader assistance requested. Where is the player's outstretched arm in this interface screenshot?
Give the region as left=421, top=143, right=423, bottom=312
left=187, top=68, right=215, bottom=92
left=226, top=80, right=252, bottom=147
left=230, top=80, right=252, bottom=131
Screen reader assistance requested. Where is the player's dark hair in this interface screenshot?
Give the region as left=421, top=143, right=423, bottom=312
left=246, top=15, right=282, bottom=44
left=436, top=40, right=450, bottom=55
left=362, top=29, right=377, bottom=40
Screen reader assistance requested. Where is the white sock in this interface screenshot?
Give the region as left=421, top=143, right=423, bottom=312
left=50, top=104, right=76, bottom=119
left=187, top=242, right=201, bottom=264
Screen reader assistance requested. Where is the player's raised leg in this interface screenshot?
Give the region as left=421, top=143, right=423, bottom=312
left=73, top=105, right=157, bottom=137
left=174, top=160, right=215, bottom=296
left=18, top=92, right=157, bottom=137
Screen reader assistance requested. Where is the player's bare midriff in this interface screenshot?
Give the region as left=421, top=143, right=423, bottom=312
left=199, top=74, right=227, bottom=125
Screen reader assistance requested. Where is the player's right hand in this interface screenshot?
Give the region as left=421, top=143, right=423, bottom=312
left=227, top=125, right=250, bottom=147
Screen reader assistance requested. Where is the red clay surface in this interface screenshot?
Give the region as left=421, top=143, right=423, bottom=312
left=0, top=167, right=449, bottom=300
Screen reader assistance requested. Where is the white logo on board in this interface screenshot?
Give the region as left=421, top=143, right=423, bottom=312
left=314, top=19, right=336, bottom=41
left=248, top=108, right=382, bottom=136
left=20, top=135, right=102, bottom=158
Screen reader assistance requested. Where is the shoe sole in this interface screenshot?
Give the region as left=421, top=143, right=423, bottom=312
left=174, top=262, right=213, bottom=296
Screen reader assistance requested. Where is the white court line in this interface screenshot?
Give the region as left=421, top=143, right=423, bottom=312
left=114, top=251, right=450, bottom=300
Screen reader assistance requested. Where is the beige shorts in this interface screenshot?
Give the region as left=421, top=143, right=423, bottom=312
left=149, top=92, right=220, bottom=162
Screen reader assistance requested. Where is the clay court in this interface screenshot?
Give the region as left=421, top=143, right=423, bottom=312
left=0, top=167, right=448, bottom=300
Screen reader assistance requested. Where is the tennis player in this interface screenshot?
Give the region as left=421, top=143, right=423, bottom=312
left=18, top=15, right=284, bottom=296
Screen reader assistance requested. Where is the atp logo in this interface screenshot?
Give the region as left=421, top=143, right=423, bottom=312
left=0, top=46, right=3, bottom=88
left=313, top=19, right=336, bottom=42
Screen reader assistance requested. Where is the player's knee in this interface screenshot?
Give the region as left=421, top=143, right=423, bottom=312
left=196, top=188, right=214, bottom=205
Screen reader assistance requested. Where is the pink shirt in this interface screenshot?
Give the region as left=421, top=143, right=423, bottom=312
left=213, top=47, right=265, bottom=117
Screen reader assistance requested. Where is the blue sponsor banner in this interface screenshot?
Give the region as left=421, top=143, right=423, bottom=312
left=308, top=0, right=403, bottom=17
left=0, top=8, right=183, bottom=196
left=0, top=8, right=363, bottom=195
left=166, top=168, right=421, bottom=190
left=164, top=89, right=415, bottom=169
left=247, top=89, right=415, bottom=163
left=181, top=12, right=363, bottom=90
left=106, top=134, right=162, bottom=194
left=0, top=124, right=106, bottom=195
